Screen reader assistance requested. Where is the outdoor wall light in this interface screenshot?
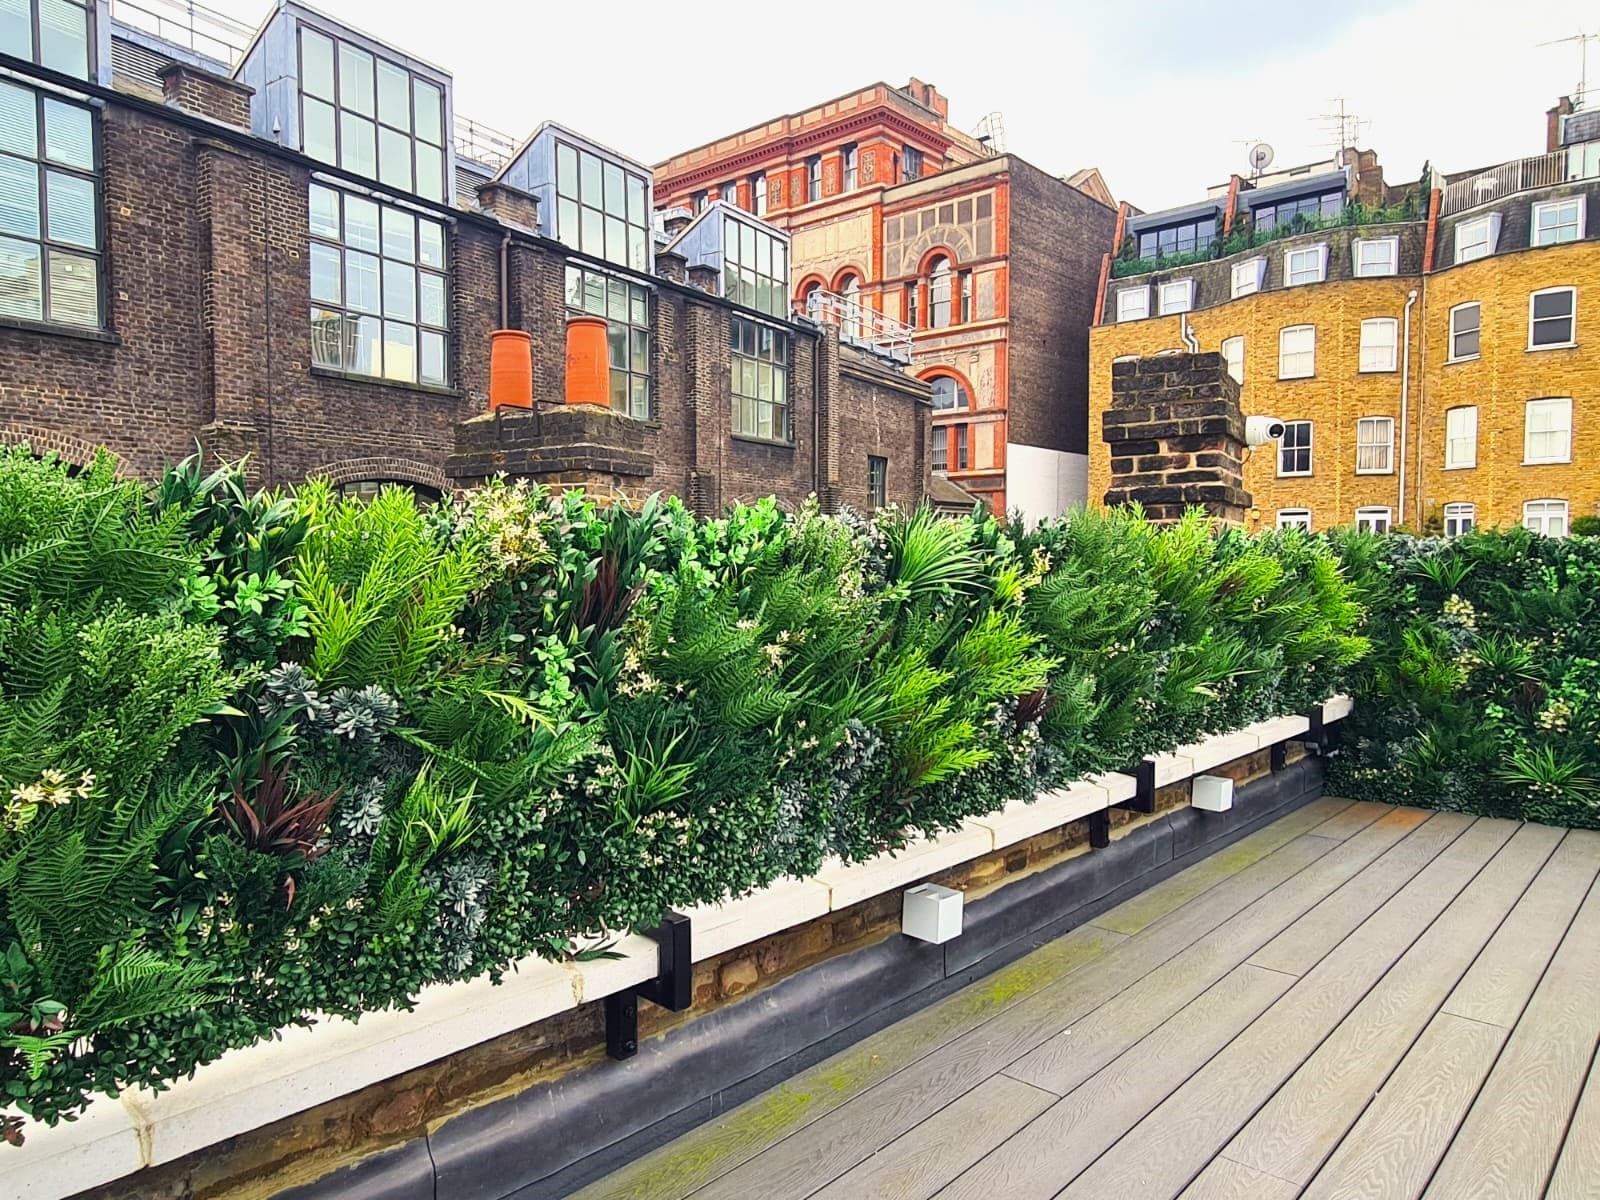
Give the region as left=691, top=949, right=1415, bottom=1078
left=902, top=882, right=964, bottom=944
left=1192, top=774, right=1236, bottom=813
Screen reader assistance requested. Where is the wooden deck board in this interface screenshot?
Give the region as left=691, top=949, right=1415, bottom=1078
left=578, top=805, right=1600, bottom=1200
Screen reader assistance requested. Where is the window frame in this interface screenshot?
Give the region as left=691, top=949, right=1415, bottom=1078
left=1276, top=509, right=1312, bottom=531
left=841, top=143, right=858, bottom=192
left=1230, top=257, right=1265, bottom=298
left=1444, top=405, right=1478, bottom=469
left=566, top=263, right=652, bottom=418
left=1116, top=285, right=1150, bottom=322
left=552, top=137, right=650, bottom=272
left=751, top=172, right=767, bottom=217
left=928, top=255, right=953, bottom=329
left=1454, top=214, right=1497, bottom=264
left=1352, top=236, right=1399, bottom=278
left=867, top=454, right=887, bottom=508
left=0, top=80, right=103, bottom=329
left=1278, top=324, right=1316, bottom=379
left=1, top=0, right=95, bottom=78
left=1221, top=335, right=1244, bottom=385
left=1283, top=243, right=1328, bottom=287
left=1358, top=317, right=1399, bottom=373
left=730, top=316, right=790, bottom=442
left=1448, top=301, right=1481, bottom=362
left=1523, top=499, right=1569, bottom=537
left=1443, top=502, right=1476, bottom=537
left=1531, top=196, right=1584, bottom=247
left=955, top=423, right=969, bottom=470
left=931, top=425, right=949, bottom=472
left=720, top=212, right=789, bottom=319
left=1157, top=278, right=1194, bottom=315
left=1355, top=416, right=1395, bottom=475
left=1277, top=419, right=1313, bottom=477
left=307, top=181, right=451, bottom=386
left=804, top=155, right=821, bottom=202
left=928, top=374, right=970, bottom=411
left=1355, top=506, right=1393, bottom=535
left=1528, top=286, right=1577, bottom=351
left=1524, top=396, right=1573, bottom=465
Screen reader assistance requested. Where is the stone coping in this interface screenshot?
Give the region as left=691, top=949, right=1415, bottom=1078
left=3, top=698, right=1349, bottom=1200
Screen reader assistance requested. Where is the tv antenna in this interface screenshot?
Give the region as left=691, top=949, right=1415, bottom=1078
left=1248, top=142, right=1275, bottom=179
left=972, top=112, right=1006, bottom=154
left=1316, top=97, right=1370, bottom=160
left=1538, top=31, right=1598, bottom=108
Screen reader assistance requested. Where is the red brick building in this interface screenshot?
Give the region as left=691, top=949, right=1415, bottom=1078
left=0, top=1, right=927, bottom=514
left=654, top=81, right=1116, bottom=518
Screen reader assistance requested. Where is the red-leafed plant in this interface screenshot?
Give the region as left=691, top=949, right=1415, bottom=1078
left=219, top=757, right=339, bottom=906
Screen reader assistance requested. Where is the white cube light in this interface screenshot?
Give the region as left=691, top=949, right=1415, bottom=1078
left=1192, top=774, right=1235, bottom=813
left=902, top=883, right=964, bottom=944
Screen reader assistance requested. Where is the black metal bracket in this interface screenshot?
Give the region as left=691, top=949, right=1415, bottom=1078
left=1088, top=809, right=1111, bottom=849
left=605, top=911, right=691, bottom=1061
left=1270, top=737, right=1290, bottom=773
left=1112, top=758, right=1158, bottom=814
left=1304, top=707, right=1328, bottom=753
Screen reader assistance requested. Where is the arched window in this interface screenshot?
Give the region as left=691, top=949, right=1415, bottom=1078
left=839, top=273, right=864, bottom=339
left=800, top=280, right=823, bottom=320
left=928, top=256, right=952, bottom=329
left=928, top=375, right=969, bottom=411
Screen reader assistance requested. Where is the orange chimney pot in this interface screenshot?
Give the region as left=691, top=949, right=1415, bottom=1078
left=564, top=315, right=610, bottom=407
left=488, top=329, right=533, bottom=411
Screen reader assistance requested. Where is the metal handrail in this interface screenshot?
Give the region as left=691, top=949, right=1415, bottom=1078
left=454, top=116, right=519, bottom=171
left=1442, top=147, right=1600, bottom=215
left=109, top=0, right=252, bottom=64
left=799, top=289, right=913, bottom=364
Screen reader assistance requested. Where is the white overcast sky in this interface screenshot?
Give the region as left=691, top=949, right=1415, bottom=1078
left=206, top=0, right=1595, bottom=211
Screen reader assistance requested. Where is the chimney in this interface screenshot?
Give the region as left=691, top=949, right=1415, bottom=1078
left=660, top=205, right=694, bottom=239
left=159, top=62, right=253, bottom=129
left=687, top=263, right=720, bottom=295
left=1547, top=95, right=1576, bottom=153
left=477, top=182, right=540, bottom=235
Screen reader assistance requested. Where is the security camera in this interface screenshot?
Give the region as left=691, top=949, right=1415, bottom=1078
left=1245, top=415, right=1287, bottom=447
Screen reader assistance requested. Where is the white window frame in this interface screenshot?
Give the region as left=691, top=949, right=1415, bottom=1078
left=1448, top=301, right=1481, bottom=362
left=1444, top=405, right=1478, bottom=469
left=1355, top=416, right=1395, bottom=475
left=1531, top=196, right=1585, bottom=247
left=1231, top=257, right=1266, bottom=298
left=1221, top=335, right=1244, bottom=385
left=1454, top=213, right=1499, bottom=264
left=1443, top=502, right=1476, bottom=537
left=1277, top=419, right=1313, bottom=477
left=1523, top=499, right=1569, bottom=537
left=1524, top=397, right=1573, bottom=464
left=1278, top=324, right=1316, bottom=379
left=1116, top=286, right=1150, bottom=322
left=1352, top=236, right=1399, bottom=277
left=1157, top=278, right=1194, bottom=315
left=1359, top=317, right=1398, bottom=372
left=1355, top=506, right=1393, bottom=534
left=1284, top=243, right=1328, bottom=287
left=1528, top=286, right=1577, bottom=350
left=1276, top=509, right=1312, bottom=531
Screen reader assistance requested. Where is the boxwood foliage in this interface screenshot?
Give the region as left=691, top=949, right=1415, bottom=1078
left=1327, top=526, right=1600, bottom=828
left=0, top=448, right=1367, bottom=1139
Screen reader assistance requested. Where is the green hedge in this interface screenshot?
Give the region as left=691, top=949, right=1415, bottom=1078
left=1327, top=526, right=1600, bottom=827
left=0, top=448, right=1369, bottom=1139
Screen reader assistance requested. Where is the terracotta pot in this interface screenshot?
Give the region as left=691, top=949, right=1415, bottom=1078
left=488, top=329, right=533, bottom=411
left=564, top=315, right=610, bottom=407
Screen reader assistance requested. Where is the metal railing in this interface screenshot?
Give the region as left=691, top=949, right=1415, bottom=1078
left=1442, top=147, right=1600, bottom=215
left=453, top=116, right=519, bottom=172
left=109, top=0, right=252, bottom=65
left=799, top=289, right=913, bottom=364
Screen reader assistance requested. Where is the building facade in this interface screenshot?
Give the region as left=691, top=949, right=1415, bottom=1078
left=1090, top=118, right=1600, bottom=536
left=654, top=82, right=1116, bottom=520
left=0, top=0, right=928, bottom=513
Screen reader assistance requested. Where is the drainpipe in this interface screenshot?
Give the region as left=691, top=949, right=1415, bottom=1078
left=1399, top=288, right=1419, bottom=526
left=1180, top=312, right=1198, bottom=353
left=498, top=232, right=511, bottom=329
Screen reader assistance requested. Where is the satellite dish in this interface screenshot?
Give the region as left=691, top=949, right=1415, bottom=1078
left=1249, top=143, right=1275, bottom=174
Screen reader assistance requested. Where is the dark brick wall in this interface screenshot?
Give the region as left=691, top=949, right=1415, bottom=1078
left=1005, top=157, right=1117, bottom=455
left=0, top=73, right=928, bottom=510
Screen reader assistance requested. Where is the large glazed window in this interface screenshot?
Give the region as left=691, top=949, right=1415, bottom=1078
left=299, top=26, right=446, bottom=201
left=0, top=80, right=99, bottom=327
left=721, top=213, right=788, bottom=318
left=308, top=182, right=449, bottom=385
left=553, top=139, right=648, bottom=272
left=731, top=316, right=789, bottom=441
left=0, top=0, right=93, bottom=77
left=567, top=264, right=651, bottom=418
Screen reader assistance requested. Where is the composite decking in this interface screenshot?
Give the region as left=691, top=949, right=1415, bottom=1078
left=573, top=799, right=1600, bottom=1200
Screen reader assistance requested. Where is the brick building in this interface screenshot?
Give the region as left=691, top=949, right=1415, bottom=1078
left=654, top=82, right=1116, bottom=520
left=0, top=1, right=928, bottom=513
left=1090, top=111, right=1600, bottom=536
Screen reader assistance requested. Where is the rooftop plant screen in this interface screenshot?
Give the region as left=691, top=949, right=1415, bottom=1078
left=554, top=138, right=648, bottom=272
left=722, top=213, right=787, bottom=318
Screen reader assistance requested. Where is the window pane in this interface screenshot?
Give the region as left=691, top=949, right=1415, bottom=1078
left=607, top=322, right=626, bottom=369
left=609, top=369, right=626, bottom=411
left=417, top=218, right=445, bottom=268
left=627, top=175, right=645, bottom=225
left=344, top=195, right=379, bottom=251
left=46, top=170, right=95, bottom=248
left=345, top=250, right=379, bottom=313
left=301, top=29, right=335, bottom=100
left=0, top=83, right=33, bottom=158
left=603, top=160, right=625, bottom=217
left=628, top=225, right=646, bottom=271
left=309, top=241, right=341, bottom=303
left=413, top=80, right=442, bottom=145
left=380, top=204, right=414, bottom=262
left=630, top=373, right=647, bottom=418
left=309, top=183, right=340, bottom=238
left=310, top=306, right=345, bottom=367
left=382, top=261, right=415, bottom=320
left=352, top=313, right=380, bottom=374
left=340, top=115, right=376, bottom=178
left=0, top=235, right=42, bottom=319
left=419, top=271, right=445, bottom=326
left=378, top=125, right=412, bottom=192
left=605, top=214, right=625, bottom=264
left=376, top=61, right=410, bottom=131
left=1533, top=290, right=1572, bottom=319
left=556, top=143, right=578, bottom=199
left=420, top=329, right=446, bottom=384
left=605, top=276, right=627, bottom=322
left=631, top=327, right=648, bottom=373
left=382, top=320, right=416, bottom=381
left=38, top=0, right=88, bottom=77
left=414, top=141, right=443, bottom=202
left=0, top=0, right=33, bottom=61
left=629, top=289, right=647, bottom=326
left=579, top=150, right=602, bottom=207
left=46, top=247, right=95, bottom=326
left=302, top=97, right=336, bottom=163
left=0, top=154, right=40, bottom=239
left=338, top=44, right=375, bottom=116
left=581, top=205, right=603, bottom=256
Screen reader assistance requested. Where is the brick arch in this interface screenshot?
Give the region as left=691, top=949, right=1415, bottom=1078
left=310, top=457, right=450, bottom=494
left=830, top=265, right=868, bottom=291
left=917, top=365, right=976, bottom=410
left=794, top=273, right=829, bottom=303
left=0, top=424, right=122, bottom=473
left=910, top=234, right=974, bottom=274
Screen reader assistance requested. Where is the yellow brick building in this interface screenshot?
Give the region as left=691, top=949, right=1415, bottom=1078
left=1089, top=142, right=1600, bottom=536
